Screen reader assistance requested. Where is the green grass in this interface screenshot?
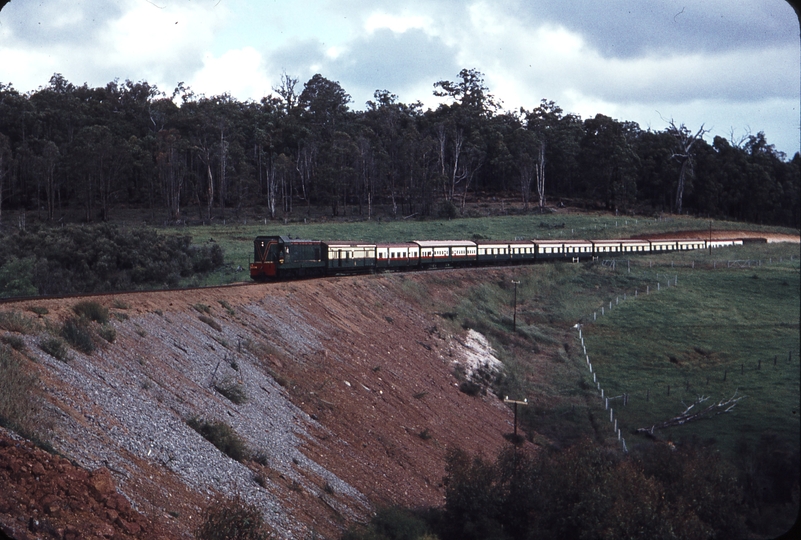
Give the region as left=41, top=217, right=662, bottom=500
left=582, top=246, right=800, bottom=457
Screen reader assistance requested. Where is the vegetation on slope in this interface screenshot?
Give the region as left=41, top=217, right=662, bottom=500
left=0, top=223, right=224, bottom=297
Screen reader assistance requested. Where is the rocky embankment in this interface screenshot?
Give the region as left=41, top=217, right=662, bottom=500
left=0, top=270, right=518, bottom=539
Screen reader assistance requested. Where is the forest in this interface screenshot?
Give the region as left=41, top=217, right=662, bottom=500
left=0, top=69, right=799, bottom=228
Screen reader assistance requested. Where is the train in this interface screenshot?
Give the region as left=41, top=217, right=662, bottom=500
left=250, top=234, right=746, bottom=280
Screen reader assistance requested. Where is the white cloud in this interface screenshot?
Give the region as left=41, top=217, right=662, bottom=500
left=364, top=12, right=431, bottom=34
left=190, top=47, right=272, bottom=100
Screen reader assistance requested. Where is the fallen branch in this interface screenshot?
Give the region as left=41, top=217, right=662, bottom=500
left=636, top=390, right=745, bottom=435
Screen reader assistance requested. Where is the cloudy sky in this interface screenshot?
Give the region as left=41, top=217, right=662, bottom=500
left=1, top=0, right=798, bottom=157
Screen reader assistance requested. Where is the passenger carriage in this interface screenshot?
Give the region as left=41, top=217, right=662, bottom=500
left=376, top=242, right=420, bottom=270
left=677, top=239, right=706, bottom=251
left=708, top=239, right=744, bottom=248
left=323, top=241, right=376, bottom=274
left=591, top=239, right=623, bottom=256
left=414, top=240, right=477, bottom=268
left=618, top=239, right=651, bottom=254
left=649, top=239, right=678, bottom=253
left=476, top=240, right=514, bottom=264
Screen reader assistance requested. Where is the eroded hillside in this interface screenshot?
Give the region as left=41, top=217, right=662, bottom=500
left=0, top=269, right=523, bottom=539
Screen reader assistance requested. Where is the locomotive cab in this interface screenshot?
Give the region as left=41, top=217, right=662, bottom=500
left=251, top=236, right=282, bottom=279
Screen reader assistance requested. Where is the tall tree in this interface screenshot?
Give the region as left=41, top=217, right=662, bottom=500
left=667, top=120, right=708, bottom=214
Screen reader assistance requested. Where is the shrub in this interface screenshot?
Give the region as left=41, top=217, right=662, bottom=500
left=196, top=496, right=273, bottom=540
left=0, top=346, right=40, bottom=435
left=0, top=311, right=37, bottom=334
left=0, top=256, right=37, bottom=297
left=28, top=306, right=49, bottom=316
left=342, top=506, right=434, bottom=540
left=40, top=337, right=69, bottom=361
left=199, top=315, right=222, bottom=331
left=1, top=334, right=26, bottom=352
left=73, top=301, right=109, bottom=324
left=214, top=378, right=248, bottom=405
left=61, top=318, right=95, bottom=354
left=187, top=417, right=249, bottom=462
left=97, top=324, right=116, bottom=343
left=0, top=224, right=226, bottom=296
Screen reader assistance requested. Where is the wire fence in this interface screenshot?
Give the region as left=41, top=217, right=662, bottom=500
left=575, top=260, right=800, bottom=453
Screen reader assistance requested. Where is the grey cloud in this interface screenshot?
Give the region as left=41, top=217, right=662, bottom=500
left=0, top=0, right=124, bottom=47
left=267, top=29, right=460, bottom=108
left=504, top=0, right=798, bottom=59
left=330, top=28, right=459, bottom=101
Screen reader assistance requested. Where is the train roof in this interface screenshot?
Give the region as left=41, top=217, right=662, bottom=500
left=322, top=240, right=376, bottom=248
left=376, top=242, right=419, bottom=248
left=413, top=240, right=476, bottom=247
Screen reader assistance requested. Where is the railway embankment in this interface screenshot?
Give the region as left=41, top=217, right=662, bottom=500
left=0, top=271, right=516, bottom=539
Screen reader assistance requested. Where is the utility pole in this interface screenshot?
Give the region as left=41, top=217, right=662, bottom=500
left=504, top=396, right=528, bottom=438
left=511, top=280, right=520, bottom=331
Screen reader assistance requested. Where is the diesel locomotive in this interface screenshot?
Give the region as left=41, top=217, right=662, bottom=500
left=250, top=234, right=744, bottom=280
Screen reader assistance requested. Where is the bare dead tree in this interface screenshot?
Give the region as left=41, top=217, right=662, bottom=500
left=636, top=391, right=745, bottom=435
left=668, top=120, right=708, bottom=214
left=535, top=138, right=546, bottom=211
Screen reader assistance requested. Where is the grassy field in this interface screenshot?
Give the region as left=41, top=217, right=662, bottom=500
left=178, top=212, right=798, bottom=286
left=580, top=242, right=800, bottom=457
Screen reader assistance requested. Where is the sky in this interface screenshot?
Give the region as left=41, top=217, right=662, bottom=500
left=0, top=0, right=799, bottom=157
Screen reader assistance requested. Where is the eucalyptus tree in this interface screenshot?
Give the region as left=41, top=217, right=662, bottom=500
left=667, top=120, right=708, bottom=214
left=579, top=114, right=640, bottom=211
left=297, top=74, right=354, bottom=214
left=431, top=69, right=498, bottom=212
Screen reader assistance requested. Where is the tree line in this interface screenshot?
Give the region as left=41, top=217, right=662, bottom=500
left=0, top=70, right=798, bottom=227
left=344, top=435, right=799, bottom=540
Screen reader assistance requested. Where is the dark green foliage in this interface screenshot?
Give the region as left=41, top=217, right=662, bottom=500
left=187, top=417, right=249, bottom=462
left=389, top=440, right=753, bottom=540
left=39, top=336, right=68, bottom=360
left=0, top=224, right=225, bottom=297
left=0, top=257, right=37, bottom=297
left=61, top=317, right=95, bottom=354
left=73, top=300, right=109, bottom=324
left=196, top=496, right=273, bottom=540
left=0, top=74, right=798, bottom=229
left=341, top=507, right=434, bottom=540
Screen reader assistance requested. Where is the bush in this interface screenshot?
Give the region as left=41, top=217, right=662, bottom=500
left=0, top=311, right=38, bottom=334
left=199, top=315, right=222, bottom=331
left=342, top=506, right=435, bottom=540
left=73, top=300, right=109, bottom=324
left=0, top=224, right=226, bottom=296
left=40, top=337, right=69, bottom=361
left=214, top=378, right=247, bottom=404
left=187, top=417, right=249, bottom=462
left=61, top=318, right=95, bottom=354
left=1, top=334, right=26, bottom=352
left=0, top=346, right=40, bottom=435
left=97, top=324, right=116, bottom=343
left=0, top=257, right=37, bottom=297
left=196, top=496, right=273, bottom=540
